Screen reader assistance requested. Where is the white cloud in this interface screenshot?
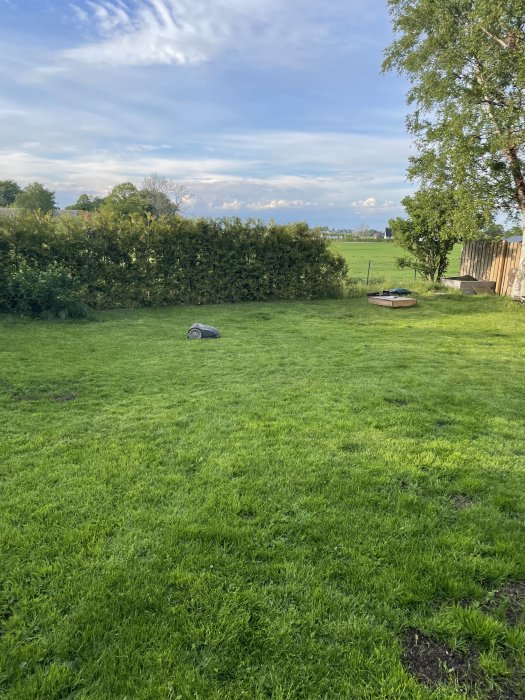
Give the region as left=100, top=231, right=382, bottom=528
left=0, top=121, right=411, bottom=220
left=219, top=131, right=412, bottom=171
left=0, top=129, right=412, bottom=218
left=221, top=198, right=310, bottom=211
left=124, top=143, right=173, bottom=153
left=352, top=196, right=377, bottom=208
left=84, top=0, right=131, bottom=34
left=63, top=0, right=277, bottom=66
left=220, top=199, right=243, bottom=211
left=61, top=0, right=377, bottom=67
left=70, top=4, right=90, bottom=24
left=352, top=197, right=399, bottom=210
left=254, top=199, right=309, bottom=210
left=0, top=149, right=242, bottom=193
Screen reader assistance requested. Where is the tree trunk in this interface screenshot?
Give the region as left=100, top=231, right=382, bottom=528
left=508, top=149, right=525, bottom=300
left=510, top=220, right=525, bottom=300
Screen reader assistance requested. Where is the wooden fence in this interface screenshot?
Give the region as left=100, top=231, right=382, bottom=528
left=460, top=240, right=522, bottom=296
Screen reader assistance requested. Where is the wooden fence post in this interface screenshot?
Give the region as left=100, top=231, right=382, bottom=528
left=495, top=241, right=508, bottom=296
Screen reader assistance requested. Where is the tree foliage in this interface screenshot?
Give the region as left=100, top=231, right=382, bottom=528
left=65, top=194, right=105, bottom=212
left=390, top=189, right=463, bottom=281
left=383, top=0, right=525, bottom=295
left=141, top=174, right=193, bottom=217
left=0, top=180, right=21, bottom=207
left=14, top=182, right=56, bottom=213
left=99, top=183, right=148, bottom=216
left=63, top=177, right=193, bottom=218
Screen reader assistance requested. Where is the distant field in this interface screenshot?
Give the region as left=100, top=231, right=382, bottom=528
left=331, top=241, right=462, bottom=285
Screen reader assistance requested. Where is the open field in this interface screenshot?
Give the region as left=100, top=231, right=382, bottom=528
left=1, top=294, right=525, bottom=699
left=331, top=241, right=462, bottom=285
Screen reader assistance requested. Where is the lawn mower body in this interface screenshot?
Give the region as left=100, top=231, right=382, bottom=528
left=187, top=323, right=221, bottom=339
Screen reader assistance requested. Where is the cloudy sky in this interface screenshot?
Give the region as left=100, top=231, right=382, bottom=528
left=0, top=0, right=414, bottom=228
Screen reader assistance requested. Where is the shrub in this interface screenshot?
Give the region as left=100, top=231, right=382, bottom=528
left=5, top=262, right=89, bottom=319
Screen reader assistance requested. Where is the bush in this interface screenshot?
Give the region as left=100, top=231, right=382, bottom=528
left=5, top=262, right=89, bottom=319
left=0, top=213, right=347, bottom=310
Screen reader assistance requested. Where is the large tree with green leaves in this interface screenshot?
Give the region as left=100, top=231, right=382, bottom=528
left=390, top=188, right=467, bottom=281
left=14, top=182, right=56, bottom=213
left=383, top=0, right=525, bottom=298
left=0, top=180, right=21, bottom=207
left=99, top=183, right=148, bottom=217
left=65, top=193, right=105, bottom=212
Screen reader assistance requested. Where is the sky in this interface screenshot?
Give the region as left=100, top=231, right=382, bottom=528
left=0, top=0, right=415, bottom=229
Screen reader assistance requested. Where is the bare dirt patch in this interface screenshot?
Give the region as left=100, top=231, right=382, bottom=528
left=487, top=682, right=525, bottom=700
left=402, top=627, right=476, bottom=687
left=340, top=442, right=361, bottom=453
left=237, top=508, right=256, bottom=520
left=0, top=605, right=14, bottom=637
left=435, top=419, right=454, bottom=430
left=484, top=582, right=525, bottom=626
left=449, top=495, right=474, bottom=509
left=385, top=396, right=409, bottom=406
left=402, top=627, right=524, bottom=699
left=53, top=393, right=77, bottom=402
left=12, top=387, right=78, bottom=402
left=13, top=393, right=40, bottom=402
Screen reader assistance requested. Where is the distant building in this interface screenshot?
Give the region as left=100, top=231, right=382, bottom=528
left=318, top=229, right=344, bottom=240
left=0, top=208, right=17, bottom=218
left=55, top=209, right=80, bottom=217
left=0, top=208, right=80, bottom=218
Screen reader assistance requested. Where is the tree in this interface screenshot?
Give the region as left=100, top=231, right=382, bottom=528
left=141, top=173, right=193, bottom=217
left=65, top=194, right=105, bottom=212
left=389, top=188, right=464, bottom=281
left=383, top=0, right=525, bottom=298
left=100, top=183, right=148, bottom=216
left=0, top=180, right=21, bottom=207
left=14, top=182, right=56, bottom=213
left=482, top=223, right=507, bottom=239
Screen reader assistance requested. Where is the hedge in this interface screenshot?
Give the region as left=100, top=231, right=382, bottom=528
left=0, top=212, right=348, bottom=312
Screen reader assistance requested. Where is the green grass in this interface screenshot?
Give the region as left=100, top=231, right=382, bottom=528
left=331, top=241, right=462, bottom=286
left=1, top=294, right=524, bottom=699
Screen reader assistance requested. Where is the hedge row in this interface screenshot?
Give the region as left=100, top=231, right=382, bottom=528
left=0, top=212, right=348, bottom=311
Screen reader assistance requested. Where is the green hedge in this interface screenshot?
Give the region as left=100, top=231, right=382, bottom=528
left=0, top=212, right=347, bottom=311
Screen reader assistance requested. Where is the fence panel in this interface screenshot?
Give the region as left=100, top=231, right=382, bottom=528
left=460, top=240, right=521, bottom=296
left=502, top=242, right=521, bottom=295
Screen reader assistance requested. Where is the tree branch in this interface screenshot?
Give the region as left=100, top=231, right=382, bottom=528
left=479, top=26, right=510, bottom=49
left=507, top=146, right=525, bottom=212
left=479, top=25, right=525, bottom=49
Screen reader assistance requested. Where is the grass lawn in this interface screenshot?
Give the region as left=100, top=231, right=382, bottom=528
left=1, top=294, right=524, bottom=699
left=331, top=241, right=462, bottom=286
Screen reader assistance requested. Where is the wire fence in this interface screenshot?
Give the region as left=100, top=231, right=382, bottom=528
left=330, top=242, right=462, bottom=286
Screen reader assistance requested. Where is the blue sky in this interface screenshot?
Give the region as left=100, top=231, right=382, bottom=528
left=0, top=0, right=414, bottom=228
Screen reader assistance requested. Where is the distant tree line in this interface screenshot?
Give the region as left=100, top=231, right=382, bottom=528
left=0, top=174, right=192, bottom=218
left=0, top=181, right=56, bottom=212
left=320, top=225, right=389, bottom=240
